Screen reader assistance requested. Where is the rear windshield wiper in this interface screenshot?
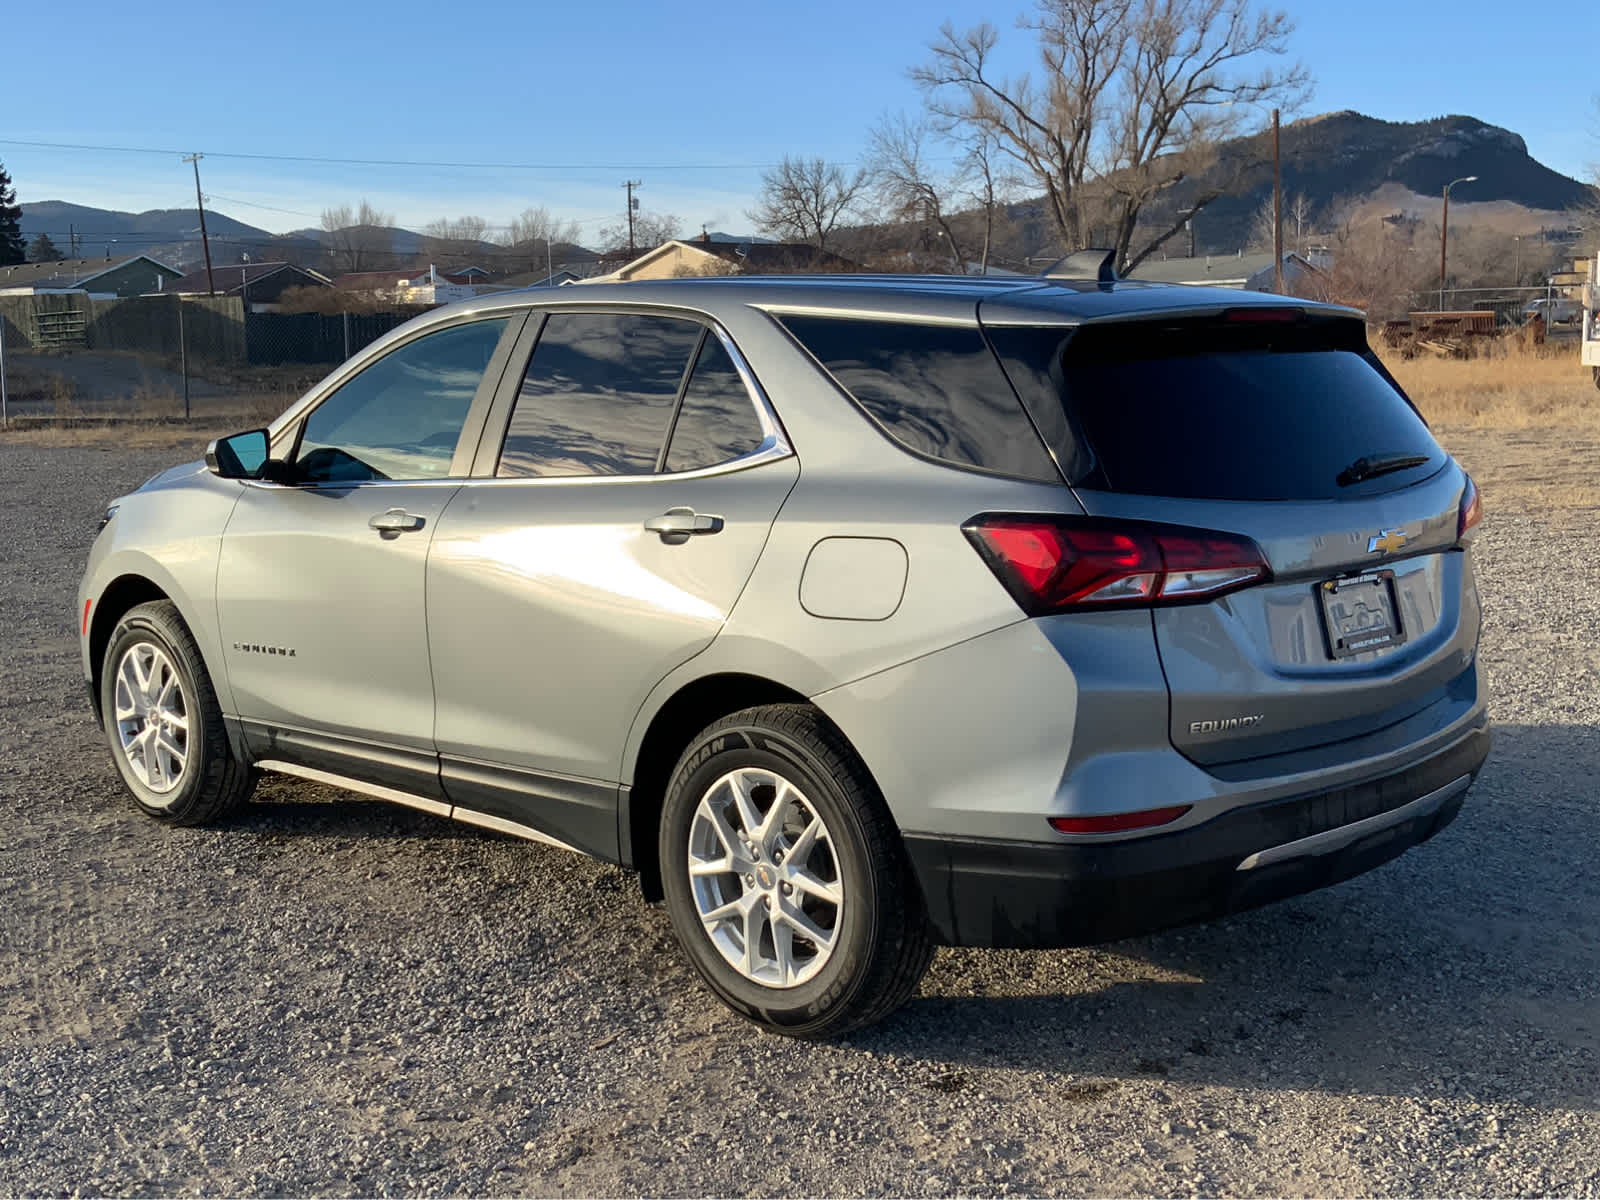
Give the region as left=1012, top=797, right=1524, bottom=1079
left=1336, top=453, right=1431, bottom=488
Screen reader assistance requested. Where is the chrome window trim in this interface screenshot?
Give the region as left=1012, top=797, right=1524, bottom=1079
left=758, top=303, right=980, bottom=328
left=240, top=476, right=466, bottom=492
left=480, top=312, right=793, bottom=488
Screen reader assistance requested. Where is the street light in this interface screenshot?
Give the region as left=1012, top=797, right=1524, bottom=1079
left=1439, top=175, right=1477, bottom=311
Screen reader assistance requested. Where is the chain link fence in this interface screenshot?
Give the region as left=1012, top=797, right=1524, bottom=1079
left=0, top=293, right=423, bottom=427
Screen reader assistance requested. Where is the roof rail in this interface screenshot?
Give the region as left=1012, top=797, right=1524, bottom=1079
left=1041, top=248, right=1118, bottom=284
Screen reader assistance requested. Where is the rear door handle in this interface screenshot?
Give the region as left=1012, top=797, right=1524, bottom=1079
left=369, top=508, right=426, bottom=534
left=643, top=507, right=724, bottom=542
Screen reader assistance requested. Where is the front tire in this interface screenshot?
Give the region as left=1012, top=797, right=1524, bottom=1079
left=659, top=704, right=933, bottom=1038
left=100, top=600, right=254, bottom=825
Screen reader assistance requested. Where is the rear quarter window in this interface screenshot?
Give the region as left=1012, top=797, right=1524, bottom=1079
left=776, top=313, right=1058, bottom=482
left=989, top=316, right=1446, bottom=502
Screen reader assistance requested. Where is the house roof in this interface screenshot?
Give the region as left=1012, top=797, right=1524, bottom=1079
left=689, top=240, right=860, bottom=272
left=492, top=269, right=581, bottom=289
left=0, top=254, right=181, bottom=291
left=599, top=239, right=861, bottom=281
left=165, top=262, right=329, bottom=295
left=1126, top=252, right=1276, bottom=285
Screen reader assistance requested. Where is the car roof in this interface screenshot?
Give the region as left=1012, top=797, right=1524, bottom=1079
left=445, top=272, right=1361, bottom=327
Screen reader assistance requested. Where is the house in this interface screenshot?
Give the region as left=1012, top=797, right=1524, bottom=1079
left=1126, top=250, right=1326, bottom=294
left=163, top=262, right=332, bottom=311
left=395, top=266, right=478, bottom=305
left=0, top=254, right=183, bottom=298
left=488, top=269, right=581, bottom=290
left=1127, top=251, right=1277, bottom=289
left=585, top=235, right=860, bottom=283
left=1243, top=253, right=1327, bottom=295
left=332, top=266, right=480, bottom=305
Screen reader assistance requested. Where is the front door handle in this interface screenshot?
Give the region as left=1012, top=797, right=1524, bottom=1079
left=369, top=508, right=426, bottom=534
left=644, top=507, right=724, bottom=543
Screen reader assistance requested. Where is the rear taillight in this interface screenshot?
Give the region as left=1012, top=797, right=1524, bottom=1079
left=1049, top=805, right=1192, bottom=834
left=963, top=514, right=1269, bottom=616
left=1458, top=475, right=1482, bottom=542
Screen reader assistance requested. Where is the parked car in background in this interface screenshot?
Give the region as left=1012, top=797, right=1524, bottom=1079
left=1522, top=297, right=1580, bottom=324
left=79, top=273, right=1489, bottom=1037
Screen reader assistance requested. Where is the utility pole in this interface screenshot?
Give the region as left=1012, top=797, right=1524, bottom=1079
left=184, top=153, right=216, bottom=296
left=623, top=179, right=642, bottom=255
left=1438, top=175, right=1477, bottom=312
left=1272, top=109, right=1284, bottom=294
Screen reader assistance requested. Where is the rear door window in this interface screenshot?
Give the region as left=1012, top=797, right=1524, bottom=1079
left=777, top=314, right=1058, bottom=481
left=498, top=312, right=702, bottom=478
left=988, top=317, right=1445, bottom=501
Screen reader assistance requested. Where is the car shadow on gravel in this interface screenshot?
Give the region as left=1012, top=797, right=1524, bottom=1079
left=859, top=722, right=1600, bottom=1113
left=231, top=795, right=480, bottom=841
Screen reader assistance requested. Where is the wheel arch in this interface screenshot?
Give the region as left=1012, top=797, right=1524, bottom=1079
left=88, top=574, right=175, bottom=723
left=623, top=672, right=812, bottom=901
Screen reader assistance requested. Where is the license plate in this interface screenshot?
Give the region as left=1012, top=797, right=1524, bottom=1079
left=1319, top=571, right=1405, bottom=659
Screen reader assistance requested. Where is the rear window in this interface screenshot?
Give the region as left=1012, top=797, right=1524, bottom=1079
left=989, top=316, right=1446, bottom=501
left=777, top=314, right=1058, bottom=482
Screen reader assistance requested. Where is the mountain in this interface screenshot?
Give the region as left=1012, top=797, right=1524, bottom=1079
left=19, top=113, right=1590, bottom=271
left=1135, top=111, right=1592, bottom=256
left=18, top=201, right=280, bottom=264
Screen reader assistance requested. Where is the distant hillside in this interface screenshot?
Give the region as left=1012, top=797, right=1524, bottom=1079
left=17, top=202, right=605, bottom=273
left=18, top=201, right=280, bottom=264
left=1138, top=111, right=1592, bottom=256
left=20, top=112, right=1590, bottom=271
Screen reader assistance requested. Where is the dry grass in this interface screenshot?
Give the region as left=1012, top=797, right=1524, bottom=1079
left=1381, top=342, right=1598, bottom=430
left=0, top=422, right=231, bottom=451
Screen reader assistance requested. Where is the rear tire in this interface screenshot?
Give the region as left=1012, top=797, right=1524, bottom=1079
left=659, top=704, right=933, bottom=1038
left=100, top=600, right=255, bottom=826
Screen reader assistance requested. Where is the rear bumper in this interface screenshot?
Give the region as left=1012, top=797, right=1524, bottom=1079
left=905, top=722, right=1489, bottom=948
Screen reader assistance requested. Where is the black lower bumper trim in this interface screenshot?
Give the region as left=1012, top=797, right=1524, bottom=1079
left=906, top=723, right=1489, bottom=948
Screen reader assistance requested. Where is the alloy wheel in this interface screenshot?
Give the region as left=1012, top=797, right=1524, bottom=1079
left=113, top=641, right=190, bottom=797
left=687, top=766, right=845, bottom=988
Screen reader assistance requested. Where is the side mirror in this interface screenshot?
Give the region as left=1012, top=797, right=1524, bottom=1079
left=205, top=429, right=270, bottom=479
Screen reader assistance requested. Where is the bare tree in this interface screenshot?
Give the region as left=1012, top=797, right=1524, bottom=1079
left=597, top=211, right=681, bottom=255
left=869, top=115, right=969, bottom=271
left=1300, top=203, right=1433, bottom=322
left=749, top=156, right=870, bottom=252
left=1249, top=189, right=1313, bottom=253
left=912, top=0, right=1309, bottom=274
left=422, top=216, right=490, bottom=266
left=961, top=133, right=1016, bottom=274
left=320, top=199, right=394, bottom=273
left=497, top=206, right=583, bottom=269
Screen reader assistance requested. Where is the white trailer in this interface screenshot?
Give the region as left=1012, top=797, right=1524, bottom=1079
left=1585, top=253, right=1600, bottom=388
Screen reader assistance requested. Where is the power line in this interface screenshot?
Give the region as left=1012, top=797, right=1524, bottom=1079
left=0, top=136, right=824, bottom=173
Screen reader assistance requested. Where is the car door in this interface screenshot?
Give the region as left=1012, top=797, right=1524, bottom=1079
left=216, top=313, right=521, bottom=799
left=426, top=310, right=799, bottom=856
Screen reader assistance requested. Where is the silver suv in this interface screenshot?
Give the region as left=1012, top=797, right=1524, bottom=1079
left=79, top=273, right=1489, bottom=1037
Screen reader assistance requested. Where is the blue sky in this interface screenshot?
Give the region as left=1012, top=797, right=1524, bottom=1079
left=4, top=0, right=1595, bottom=238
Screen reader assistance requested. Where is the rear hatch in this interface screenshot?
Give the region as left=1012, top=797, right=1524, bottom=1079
left=982, top=303, right=1481, bottom=768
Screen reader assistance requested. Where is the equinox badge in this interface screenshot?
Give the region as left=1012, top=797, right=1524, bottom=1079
left=1189, top=714, right=1265, bottom=735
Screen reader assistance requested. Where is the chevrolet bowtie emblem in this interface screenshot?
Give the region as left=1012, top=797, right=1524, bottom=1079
left=1367, top=529, right=1408, bottom=554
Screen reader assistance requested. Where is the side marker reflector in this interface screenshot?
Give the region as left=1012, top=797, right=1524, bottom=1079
left=1049, top=805, right=1192, bottom=834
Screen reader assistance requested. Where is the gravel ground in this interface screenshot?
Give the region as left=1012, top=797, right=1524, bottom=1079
left=2, top=438, right=1598, bottom=1198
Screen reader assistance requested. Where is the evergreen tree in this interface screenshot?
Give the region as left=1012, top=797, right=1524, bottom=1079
left=0, top=161, right=24, bottom=266
left=29, top=232, right=64, bottom=262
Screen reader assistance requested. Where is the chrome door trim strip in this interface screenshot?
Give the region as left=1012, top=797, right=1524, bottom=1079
left=449, top=806, right=581, bottom=854
left=255, top=758, right=586, bottom=854
left=1236, top=774, right=1471, bottom=871
left=253, top=759, right=452, bottom=818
